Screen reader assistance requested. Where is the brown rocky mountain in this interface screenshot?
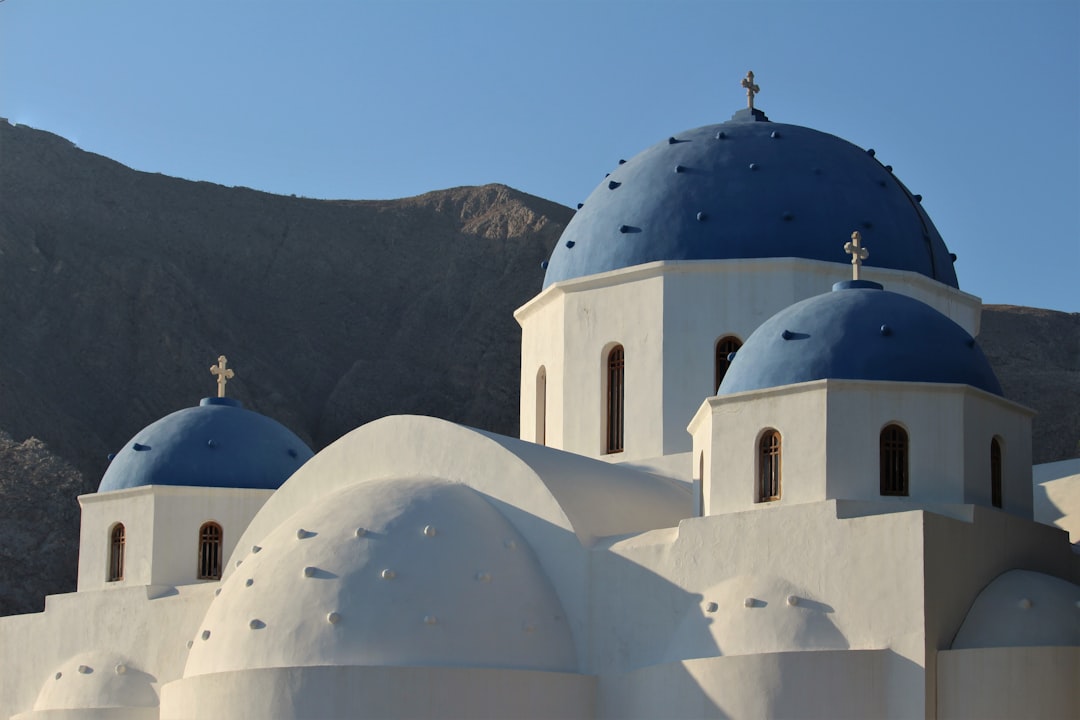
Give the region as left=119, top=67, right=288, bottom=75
left=0, top=121, right=1076, bottom=615
left=979, top=305, right=1080, bottom=464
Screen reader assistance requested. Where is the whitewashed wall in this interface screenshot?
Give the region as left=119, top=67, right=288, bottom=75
left=78, top=486, right=272, bottom=591
left=690, top=380, right=1033, bottom=517
left=518, top=258, right=981, bottom=466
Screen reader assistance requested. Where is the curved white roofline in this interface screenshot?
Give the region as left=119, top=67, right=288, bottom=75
left=224, top=415, right=691, bottom=671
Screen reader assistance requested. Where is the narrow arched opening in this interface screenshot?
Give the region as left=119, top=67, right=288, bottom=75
left=990, top=437, right=1003, bottom=508
left=605, top=345, right=624, bottom=454
left=757, top=429, right=782, bottom=502
left=714, top=335, right=742, bottom=392
left=108, top=523, right=125, bottom=582
left=880, top=424, right=909, bottom=496
left=198, top=522, right=223, bottom=580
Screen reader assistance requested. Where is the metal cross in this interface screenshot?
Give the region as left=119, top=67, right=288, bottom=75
left=210, top=355, right=235, bottom=398
left=741, top=71, right=760, bottom=110
left=844, top=231, right=870, bottom=280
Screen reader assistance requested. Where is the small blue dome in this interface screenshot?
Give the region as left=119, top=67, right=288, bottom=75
left=718, top=281, right=1002, bottom=396
left=543, top=109, right=958, bottom=289
left=98, top=397, right=314, bottom=492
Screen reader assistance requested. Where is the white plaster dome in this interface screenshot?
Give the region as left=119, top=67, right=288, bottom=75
left=21, top=651, right=157, bottom=719
left=184, top=477, right=576, bottom=677
left=951, top=569, right=1080, bottom=649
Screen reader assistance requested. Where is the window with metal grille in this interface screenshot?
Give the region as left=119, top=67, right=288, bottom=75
left=198, top=522, right=223, bottom=580
left=990, top=437, right=1003, bottom=508
left=758, top=430, right=781, bottom=502
left=605, top=345, right=624, bottom=454
left=880, top=424, right=909, bottom=496
left=714, top=336, right=742, bottom=392
left=108, top=523, right=125, bottom=582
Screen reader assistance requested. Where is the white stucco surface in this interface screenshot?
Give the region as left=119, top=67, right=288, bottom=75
left=185, top=477, right=576, bottom=677
left=597, top=652, right=889, bottom=719
left=1034, top=458, right=1080, bottom=544
left=161, top=666, right=596, bottom=720
left=937, top=646, right=1079, bottom=719
left=0, top=585, right=214, bottom=720
left=518, top=258, right=981, bottom=463
left=690, top=379, right=1033, bottom=517
left=950, top=569, right=1080, bottom=649
left=25, top=651, right=157, bottom=714
left=78, top=486, right=272, bottom=591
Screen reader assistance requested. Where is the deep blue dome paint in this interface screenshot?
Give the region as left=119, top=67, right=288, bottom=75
left=718, top=282, right=1002, bottom=396
left=98, top=397, right=314, bottom=492
left=543, top=109, right=958, bottom=289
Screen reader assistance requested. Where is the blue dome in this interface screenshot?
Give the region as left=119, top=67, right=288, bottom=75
left=98, top=397, right=314, bottom=492
left=543, top=109, right=958, bottom=289
left=718, top=281, right=1002, bottom=396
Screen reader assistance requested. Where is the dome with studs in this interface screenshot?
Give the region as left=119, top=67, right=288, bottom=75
left=718, top=281, right=1002, bottom=396
left=31, top=651, right=157, bottom=714
left=543, top=107, right=958, bottom=289
left=98, top=397, right=313, bottom=492
left=183, top=477, right=576, bottom=677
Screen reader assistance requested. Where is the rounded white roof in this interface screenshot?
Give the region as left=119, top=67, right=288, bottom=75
left=951, top=569, right=1080, bottom=649
left=185, top=477, right=576, bottom=677
left=33, top=651, right=157, bottom=712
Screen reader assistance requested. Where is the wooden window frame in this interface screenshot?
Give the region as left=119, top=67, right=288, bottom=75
left=757, top=429, right=782, bottom=502
left=108, top=523, right=125, bottom=582
left=198, top=521, right=223, bottom=580
left=880, top=424, right=909, bottom=496
left=605, top=345, right=625, bottom=454
left=714, top=336, right=742, bottom=393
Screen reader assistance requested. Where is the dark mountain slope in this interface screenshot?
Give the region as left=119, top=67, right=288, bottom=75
left=0, top=121, right=571, bottom=489
left=980, top=305, right=1080, bottom=465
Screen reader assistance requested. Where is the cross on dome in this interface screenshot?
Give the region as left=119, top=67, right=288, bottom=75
left=210, top=355, right=235, bottom=398
left=741, top=71, right=760, bottom=110
left=844, top=231, right=870, bottom=280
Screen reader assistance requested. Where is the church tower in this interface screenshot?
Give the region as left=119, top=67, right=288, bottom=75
left=517, top=74, right=981, bottom=479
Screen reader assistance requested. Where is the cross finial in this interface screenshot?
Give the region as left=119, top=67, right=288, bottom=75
left=210, top=355, right=235, bottom=398
left=741, top=71, right=760, bottom=110
left=844, top=231, right=870, bottom=280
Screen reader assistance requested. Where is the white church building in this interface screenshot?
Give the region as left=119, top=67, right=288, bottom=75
left=1, top=77, right=1077, bottom=719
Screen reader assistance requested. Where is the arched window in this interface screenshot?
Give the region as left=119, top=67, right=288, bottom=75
left=535, top=366, right=547, bottom=446
left=605, top=345, right=624, bottom=454
left=880, top=424, right=909, bottom=496
left=198, top=522, right=223, bottom=580
left=990, top=437, right=1003, bottom=508
left=757, top=430, right=782, bottom=502
left=714, top=336, right=742, bottom=392
left=108, top=523, right=125, bottom=582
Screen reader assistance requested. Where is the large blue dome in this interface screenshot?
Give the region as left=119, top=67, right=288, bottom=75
left=543, top=109, right=958, bottom=289
left=98, top=397, right=314, bottom=492
left=718, top=281, right=1002, bottom=396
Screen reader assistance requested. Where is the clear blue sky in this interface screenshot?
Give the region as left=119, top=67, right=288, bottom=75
left=2, top=1, right=1077, bottom=312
